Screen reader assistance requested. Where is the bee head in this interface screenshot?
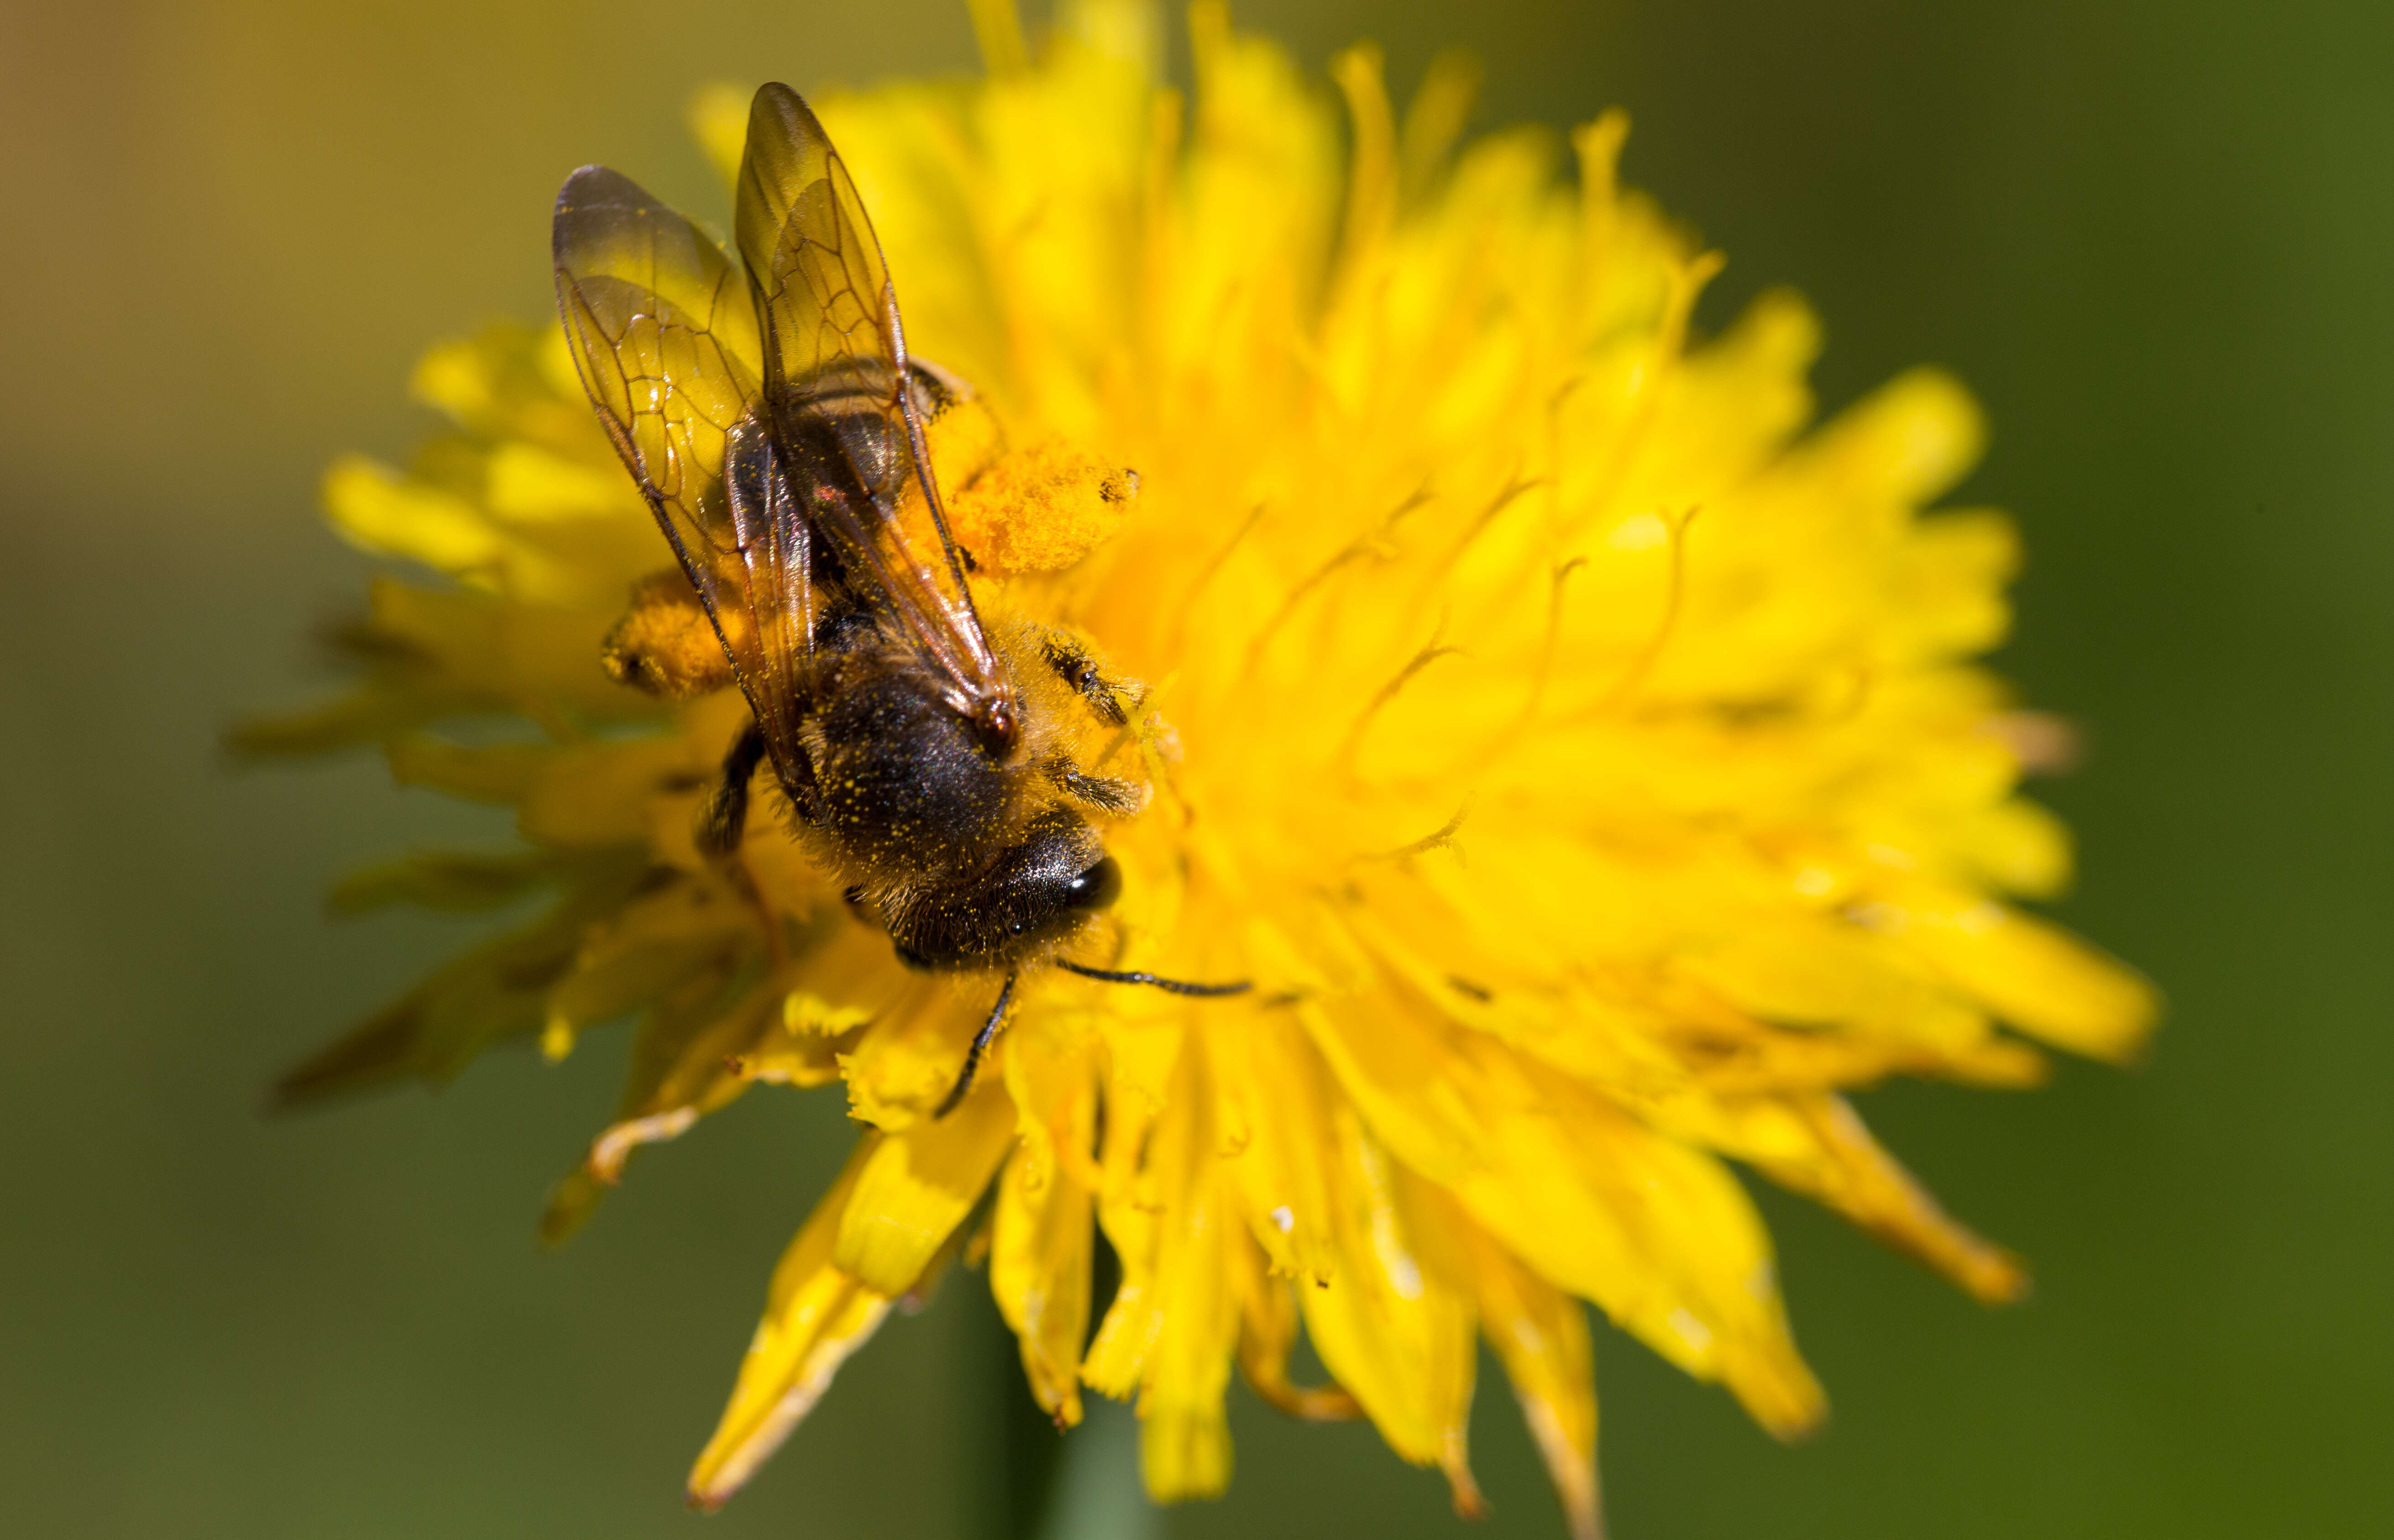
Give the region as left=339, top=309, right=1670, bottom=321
left=883, top=807, right=1121, bottom=970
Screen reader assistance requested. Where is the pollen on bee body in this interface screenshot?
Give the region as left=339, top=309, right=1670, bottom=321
left=943, top=437, right=1140, bottom=573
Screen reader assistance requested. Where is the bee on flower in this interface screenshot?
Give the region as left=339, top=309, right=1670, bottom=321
left=241, top=3, right=2154, bottom=1534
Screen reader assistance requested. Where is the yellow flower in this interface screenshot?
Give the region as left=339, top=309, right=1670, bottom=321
left=243, top=3, right=2155, bottom=1533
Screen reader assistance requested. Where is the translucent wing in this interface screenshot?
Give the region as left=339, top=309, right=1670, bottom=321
left=734, top=83, right=1016, bottom=749
left=551, top=164, right=817, bottom=773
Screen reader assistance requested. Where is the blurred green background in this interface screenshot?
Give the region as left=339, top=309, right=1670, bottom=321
left=2, top=0, right=2386, bottom=1535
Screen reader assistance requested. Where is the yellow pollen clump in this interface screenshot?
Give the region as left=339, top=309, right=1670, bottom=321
left=946, top=435, right=1141, bottom=574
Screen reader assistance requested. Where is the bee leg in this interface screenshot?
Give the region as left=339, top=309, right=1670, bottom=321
left=697, top=721, right=770, bottom=856
left=935, top=973, right=1016, bottom=1119
left=1046, top=758, right=1149, bottom=817
left=1037, top=632, right=1133, bottom=727
left=700, top=723, right=799, bottom=968
left=603, top=570, right=736, bottom=698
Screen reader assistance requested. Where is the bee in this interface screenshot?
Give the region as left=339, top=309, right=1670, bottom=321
left=551, top=83, right=1243, bottom=1114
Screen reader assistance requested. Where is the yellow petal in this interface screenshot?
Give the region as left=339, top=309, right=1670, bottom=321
left=1448, top=1196, right=1603, bottom=1540
left=1866, top=878, right=2160, bottom=1062
left=990, top=1024, right=1101, bottom=1424
left=1297, top=1103, right=1482, bottom=1513
left=482, top=441, right=631, bottom=523
left=1061, top=1005, right=1189, bottom=1300
left=1953, top=795, right=2076, bottom=901
left=323, top=848, right=560, bottom=915
left=1229, top=1226, right=1360, bottom=1422
left=541, top=876, right=755, bottom=1039
left=1212, top=1010, right=1341, bottom=1283
left=1802, top=367, right=1987, bottom=510
left=541, top=965, right=824, bottom=1246
left=270, top=859, right=649, bottom=1104
left=385, top=739, right=546, bottom=805
left=838, top=978, right=1008, bottom=1127
left=990, top=1144, right=1093, bottom=1427
left=1135, top=1178, right=1240, bottom=1502
left=1083, top=1028, right=1201, bottom=1398
left=322, top=454, right=501, bottom=574
left=1301, top=988, right=1826, bottom=1437
left=834, top=1075, right=1019, bottom=1295
left=1734, top=1094, right=2026, bottom=1304
left=686, top=1140, right=893, bottom=1509
left=1080, top=1034, right=1243, bottom=1501
left=518, top=736, right=703, bottom=848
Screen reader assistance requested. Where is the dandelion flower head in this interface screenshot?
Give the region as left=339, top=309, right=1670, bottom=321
left=247, top=3, right=2156, bottom=1531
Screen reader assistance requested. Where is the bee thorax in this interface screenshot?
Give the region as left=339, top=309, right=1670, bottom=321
left=812, top=657, right=1013, bottom=869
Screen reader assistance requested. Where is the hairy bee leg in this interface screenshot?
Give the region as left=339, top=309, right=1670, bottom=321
left=698, top=724, right=793, bottom=968
left=935, top=973, right=1016, bottom=1119
left=1047, top=758, right=1148, bottom=817
left=602, top=570, right=736, bottom=698
left=1037, top=632, right=1133, bottom=727
left=698, top=721, right=769, bottom=856
left=1056, top=960, right=1251, bottom=997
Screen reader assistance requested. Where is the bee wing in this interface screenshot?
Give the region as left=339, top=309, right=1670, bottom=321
left=734, top=83, right=1014, bottom=744
left=552, top=164, right=819, bottom=770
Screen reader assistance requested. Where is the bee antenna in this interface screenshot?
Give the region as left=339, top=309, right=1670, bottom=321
left=935, top=973, right=1016, bottom=1119
left=1056, top=961, right=1253, bottom=998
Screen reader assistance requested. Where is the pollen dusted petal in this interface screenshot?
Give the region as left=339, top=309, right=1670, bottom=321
left=840, top=982, right=1005, bottom=1126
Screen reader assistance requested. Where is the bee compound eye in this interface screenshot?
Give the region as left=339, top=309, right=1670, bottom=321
left=1065, top=855, right=1122, bottom=912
